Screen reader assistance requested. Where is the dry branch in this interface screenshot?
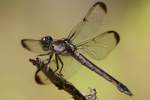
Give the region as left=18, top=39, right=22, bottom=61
left=29, top=57, right=99, bottom=100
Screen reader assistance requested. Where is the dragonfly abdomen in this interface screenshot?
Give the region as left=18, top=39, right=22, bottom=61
left=71, top=50, right=133, bottom=96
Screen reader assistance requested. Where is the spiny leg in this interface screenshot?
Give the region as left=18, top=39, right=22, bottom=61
left=37, top=52, right=50, bottom=57
left=37, top=52, right=50, bottom=63
left=54, top=54, right=59, bottom=72
left=46, top=52, right=53, bottom=64
left=36, top=52, right=53, bottom=75
left=56, top=55, right=64, bottom=75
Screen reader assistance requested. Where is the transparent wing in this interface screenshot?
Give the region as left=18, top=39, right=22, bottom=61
left=34, top=55, right=80, bottom=85
left=77, top=31, right=120, bottom=60
left=67, top=2, right=107, bottom=44
left=50, top=55, right=79, bottom=79
left=21, top=39, right=48, bottom=53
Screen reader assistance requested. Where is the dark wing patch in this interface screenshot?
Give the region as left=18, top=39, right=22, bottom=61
left=67, top=2, right=107, bottom=44
left=108, top=31, right=120, bottom=44
left=34, top=70, right=51, bottom=85
left=93, top=2, right=107, bottom=13
left=21, top=39, right=48, bottom=53
left=77, top=31, right=120, bottom=60
left=35, top=73, right=45, bottom=85
left=21, top=39, right=32, bottom=51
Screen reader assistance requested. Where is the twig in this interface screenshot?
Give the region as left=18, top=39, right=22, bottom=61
left=30, top=58, right=87, bottom=100
left=29, top=57, right=99, bottom=100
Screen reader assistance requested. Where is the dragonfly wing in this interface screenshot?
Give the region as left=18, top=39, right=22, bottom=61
left=21, top=39, right=49, bottom=53
left=50, top=55, right=79, bottom=79
left=77, top=31, right=120, bottom=60
left=35, top=70, right=51, bottom=85
left=67, top=2, right=107, bottom=44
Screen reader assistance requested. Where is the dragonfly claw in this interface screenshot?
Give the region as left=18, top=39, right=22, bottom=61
left=57, top=73, right=64, bottom=77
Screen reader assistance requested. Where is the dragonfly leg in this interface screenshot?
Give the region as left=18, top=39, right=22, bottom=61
left=54, top=54, right=59, bottom=72
left=36, top=53, right=53, bottom=75
left=57, top=55, right=64, bottom=75
left=46, top=52, right=53, bottom=64
left=34, top=53, right=53, bottom=84
left=37, top=52, right=50, bottom=57
left=54, top=54, right=64, bottom=76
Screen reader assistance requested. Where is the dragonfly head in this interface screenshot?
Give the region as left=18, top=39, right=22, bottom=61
left=41, top=36, right=53, bottom=50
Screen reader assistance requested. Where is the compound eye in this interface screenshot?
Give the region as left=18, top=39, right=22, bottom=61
left=41, top=36, right=49, bottom=41
left=41, top=36, right=53, bottom=45
left=42, top=37, right=46, bottom=42
left=42, top=36, right=48, bottom=41
left=41, top=37, right=44, bottom=41
left=47, top=36, right=53, bottom=41
left=40, top=36, right=53, bottom=51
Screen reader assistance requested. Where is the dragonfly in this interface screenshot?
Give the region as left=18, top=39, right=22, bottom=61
left=21, top=2, right=133, bottom=96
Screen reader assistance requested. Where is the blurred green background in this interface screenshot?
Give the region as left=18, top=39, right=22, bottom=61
left=0, top=0, right=149, bottom=100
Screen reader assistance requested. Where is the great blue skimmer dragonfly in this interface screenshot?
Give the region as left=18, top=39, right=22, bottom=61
left=21, top=2, right=133, bottom=96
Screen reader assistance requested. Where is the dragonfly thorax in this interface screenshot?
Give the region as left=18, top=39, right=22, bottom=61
left=53, top=39, right=76, bottom=55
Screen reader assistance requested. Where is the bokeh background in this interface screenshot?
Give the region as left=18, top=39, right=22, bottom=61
left=0, top=0, right=149, bottom=100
